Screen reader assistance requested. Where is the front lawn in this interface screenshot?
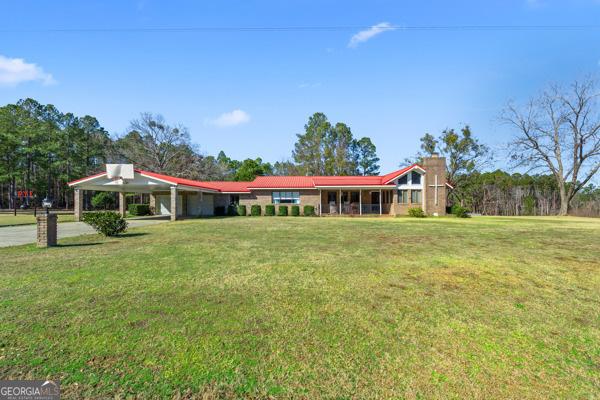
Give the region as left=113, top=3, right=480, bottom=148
left=0, top=217, right=598, bottom=398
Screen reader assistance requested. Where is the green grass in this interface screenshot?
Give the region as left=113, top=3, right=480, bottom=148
left=0, top=216, right=599, bottom=398
left=0, top=213, right=75, bottom=227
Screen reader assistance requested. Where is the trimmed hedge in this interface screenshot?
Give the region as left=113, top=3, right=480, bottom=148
left=303, top=205, right=315, bottom=216
left=82, top=211, right=128, bottom=236
left=265, top=205, right=275, bottom=216
left=215, top=206, right=226, bottom=216
left=251, top=205, right=261, bottom=216
left=128, top=203, right=151, bottom=216
left=291, top=205, right=300, bottom=216
left=408, top=207, right=426, bottom=218
left=277, top=205, right=288, bottom=216
left=227, top=204, right=238, bottom=216
left=237, top=205, right=247, bottom=216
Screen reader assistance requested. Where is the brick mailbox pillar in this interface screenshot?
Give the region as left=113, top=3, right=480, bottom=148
left=37, top=214, right=57, bottom=248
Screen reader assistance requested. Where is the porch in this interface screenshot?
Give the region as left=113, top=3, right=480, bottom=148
left=319, top=189, right=394, bottom=216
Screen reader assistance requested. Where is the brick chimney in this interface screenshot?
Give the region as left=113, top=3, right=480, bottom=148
left=422, top=155, right=447, bottom=215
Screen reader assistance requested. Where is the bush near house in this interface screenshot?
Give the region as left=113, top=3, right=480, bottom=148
left=265, top=205, right=275, bottom=216
left=250, top=205, right=261, bottom=216
left=128, top=204, right=151, bottom=216
left=408, top=207, right=426, bottom=218
left=214, top=206, right=226, bottom=216
left=237, top=205, right=247, bottom=216
left=303, top=205, right=316, bottom=216
left=82, top=211, right=128, bottom=236
left=227, top=205, right=238, bottom=216
left=453, top=206, right=471, bottom=218
left=278, top=205, right=288, bottom=216
left=291, top=205, right=300, bottom=216
left=91, top=192, right=115, bottom=210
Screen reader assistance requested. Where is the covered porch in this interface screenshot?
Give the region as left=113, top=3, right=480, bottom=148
left=319, top=188, right=394, bottom=216
left=68, top=168, right=218, bottom=221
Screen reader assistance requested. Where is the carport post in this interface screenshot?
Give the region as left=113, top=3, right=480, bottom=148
left=74, top=189, right=83, bottom=221
left=170, top=186, right=178, bottom=221
left=119, top=192, right=126, bottom=218
left=149, top=193, right=156, bottom=215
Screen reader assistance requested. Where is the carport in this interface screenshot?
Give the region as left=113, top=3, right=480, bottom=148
left=68, top=166, right=219, bottom=221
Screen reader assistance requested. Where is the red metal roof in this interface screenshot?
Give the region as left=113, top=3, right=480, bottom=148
left=248, top=175, right=316, bottom=189
left=199, top=181, right=251, bottom=193
left=68, top=163, right=427, bottom=192
left=312, top=176, right=387, bottom=186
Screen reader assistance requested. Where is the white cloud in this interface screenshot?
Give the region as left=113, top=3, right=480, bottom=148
left=209, top=109, right=250, bottom=127
left=348, top=22, right=395, bottom=48
left=0, top=55, right=56, bottom=87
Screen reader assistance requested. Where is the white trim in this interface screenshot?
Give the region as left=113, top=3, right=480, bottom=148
left=382, top=165, right=427, bottom=185
left=68, top=173, right=108, bottom=187
left=246, top=186, right=314, bottom=190
left=138, top=172, right=178, bottom=186
left=177, top=184, right=219, bottom=193
left=314, top=185, right=394, bottom=189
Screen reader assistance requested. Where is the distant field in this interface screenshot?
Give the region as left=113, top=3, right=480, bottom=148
left=0, top=216, right=598, bottom=398
left=0, top=213, right=75, bottom=227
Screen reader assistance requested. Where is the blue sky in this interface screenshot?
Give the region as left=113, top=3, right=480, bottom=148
left=1, top=0, right=599, bottom=173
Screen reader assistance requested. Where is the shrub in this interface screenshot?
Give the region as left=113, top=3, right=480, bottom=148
left=291, top=205, right=300, bottom=216
left=227, top=204, right=238, bottom=216
left=91, top=192, right=115, bottom=210
left=128, top=203, right=150, bottom=216
left=277, top=205, right=288, bottom=216
left=215, top=206, right=226, bottom=216
left=250, top=205, right=261, bottom=216
left=237, top=205, right=247, bottom=216
left=453, top=205, right=471, bottom=218
left=303, top=205, right=316, bottom=216
left=265, top=205, right=275, bottom=216
left=82, top=211, right=128, bottom=236
left=408, top=207, right=426, bottom=218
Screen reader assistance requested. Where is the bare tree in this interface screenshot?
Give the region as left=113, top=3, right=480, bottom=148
left=114, top=113, right=193, bottom=175
left=502, top=78, right=600, bottom=215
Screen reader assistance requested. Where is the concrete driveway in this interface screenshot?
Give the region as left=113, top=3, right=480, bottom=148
left=0, top=216, right=168, bottom=248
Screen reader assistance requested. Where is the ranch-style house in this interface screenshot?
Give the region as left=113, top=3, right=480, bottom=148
left=68, top=155, right=451, bottom=220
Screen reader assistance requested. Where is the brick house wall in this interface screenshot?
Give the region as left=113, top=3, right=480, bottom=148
left=239, top=189, right=321, bottom=215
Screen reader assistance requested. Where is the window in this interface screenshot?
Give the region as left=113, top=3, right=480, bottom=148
left=398, top=189, right=409, bottom=204
left=272, top=191, right=300, bottom=204
left=411, top=171, right=421, bottom=185
left=411, top=189, right=422, bottom=204
left=350, top=191, right=359, bottom=203
left=397, top=175, right=408, bottom=185
left=229, top=195, right=240, bottom=205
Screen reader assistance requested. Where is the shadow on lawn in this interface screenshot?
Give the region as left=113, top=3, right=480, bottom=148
left=57, top=242, right=103, bottom=247
left=119, top=232, right=149, bottom=238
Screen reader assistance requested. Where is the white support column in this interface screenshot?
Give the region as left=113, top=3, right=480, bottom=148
left=118, top=192, right=126, bottom=218
left=379, top=189, right=382, bottom=215
left=170, top=186, right=178, bottom=221
left=359, top=190, right=362, bottom=216
left=74, top=188, right=83, bottom=221
left=319, top=189, right=322, bottom=216
left=339, top=189, right=342, bottom=215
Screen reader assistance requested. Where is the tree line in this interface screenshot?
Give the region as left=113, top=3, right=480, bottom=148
left=0, top=104, right=379, bottom=209
left=1, top=77, right=599, bottom=215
